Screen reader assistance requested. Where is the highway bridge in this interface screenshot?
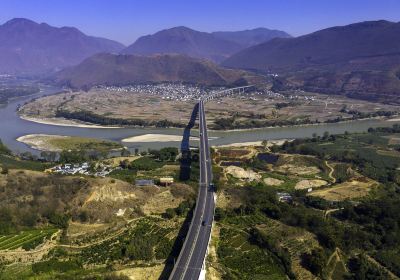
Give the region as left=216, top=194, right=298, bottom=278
left=169, top=85, right=253, bottom=280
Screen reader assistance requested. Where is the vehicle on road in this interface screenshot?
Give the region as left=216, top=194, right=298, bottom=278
left=209, top=183, right=215, bottom=191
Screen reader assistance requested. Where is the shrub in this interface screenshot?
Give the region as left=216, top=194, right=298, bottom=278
left=0, top=166, right=8, bottom=175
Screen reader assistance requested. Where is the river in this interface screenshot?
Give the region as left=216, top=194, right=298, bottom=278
left=1, top=86, right=399, bottom=155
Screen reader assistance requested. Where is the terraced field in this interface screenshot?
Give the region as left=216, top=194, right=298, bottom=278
left=0, top=228, right=57, bottom=251
left=217, top=224, right=287, bottom=280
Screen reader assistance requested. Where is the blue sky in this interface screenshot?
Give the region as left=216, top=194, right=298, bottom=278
left=1, top=0, right=399, bottom=45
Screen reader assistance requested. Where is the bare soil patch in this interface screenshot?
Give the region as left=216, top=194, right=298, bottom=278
left=295, top=179, right=328, bottom=190
left=225, top=165, right=261, bottom=181
left=142, top=189, right=183, bottom=215
left=277, top=164, right=320, bottom=175
left=309, top=177, right=378, bottom=201
left=263, top=177, right=284, bottom=186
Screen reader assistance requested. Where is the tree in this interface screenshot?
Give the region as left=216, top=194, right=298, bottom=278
left=125, top=239, right=153, bottom=261
left=302, top=248, right=327, bottom=277
left=347, top=254, right=388, bottom=280
left=78, top=211, right=89, bottom=223
left=120, top=148, right=131, bottom=157
left=215, top=207, right=226, bottom=221
left=48, top=212, right=69, bottom=229
left=40, top=151, right=56, bottom=162
left=312, top=133, right=317, bottom=140
left=59, top=150, right=87, bottom=163
left=163, top=208, right=176, bottom=219
left=261, top=140, right=269, bottom=148
left=119, top=159, right=130, bottom=169
left=0, top=139, right=11, bottom=155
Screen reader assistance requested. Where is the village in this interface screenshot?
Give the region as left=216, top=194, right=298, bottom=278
left=45, top=162, right=114, bottom=177
left=45, top=161, right=175, bottom=187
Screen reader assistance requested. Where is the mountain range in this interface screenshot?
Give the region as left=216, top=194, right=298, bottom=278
left=222, top=20, right=400, bottom=103
left=122, top=26, right=291, bottom=62
left=53, top=53, right=264, bottom=88
left=1, top=17, right=400, bottom=104
left=0, top=18, right=290, bottom=74
left=0, top=18, right=125, bottom=74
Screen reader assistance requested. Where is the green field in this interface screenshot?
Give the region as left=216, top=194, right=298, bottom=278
left=281, top=132, right=400, bottom=182
left=0, top=228, right=57, bottom=251
left=48, top=136, right=123, bottom=151
left=217, top=224, right=287, bottom=280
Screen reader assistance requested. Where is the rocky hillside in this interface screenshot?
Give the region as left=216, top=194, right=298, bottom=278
left=53, top=53, right=264, bottom=88
left=223, top=20, right=400, bottom=104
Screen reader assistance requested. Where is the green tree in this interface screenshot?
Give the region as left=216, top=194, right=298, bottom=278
left=303, top=248, right=327, bottom=277
left=163, top=208, right=176, bottom=219
left=120, top=148, right=131, bottom=157
left=125, top=239, right=153, bottom=261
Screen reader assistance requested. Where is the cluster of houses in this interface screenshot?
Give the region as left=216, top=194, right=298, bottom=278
left=97, top=83, right=223, bottom=102
left=46, top=162, right=115, bottom=177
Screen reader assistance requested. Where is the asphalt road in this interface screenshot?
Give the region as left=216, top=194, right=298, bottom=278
left=169, top=99, right=215, bottom=280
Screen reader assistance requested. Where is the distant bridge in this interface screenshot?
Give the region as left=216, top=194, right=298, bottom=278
left=202, top=85, right=256, bottom=102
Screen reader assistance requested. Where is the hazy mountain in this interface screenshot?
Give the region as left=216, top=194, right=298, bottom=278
left=223, top=20, right=400, bottom=104
left=122, top=26, right=290, bottom=62
left=0, top=18, right=125, bottom=74
left=53, top=53, right=264, bottom=88
left=212, top=28, right=291, bottom=48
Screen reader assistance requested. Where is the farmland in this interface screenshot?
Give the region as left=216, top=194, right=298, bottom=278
left=0, top=228, right=57, bottom=251
left=19, top=87, right=399, bottom=129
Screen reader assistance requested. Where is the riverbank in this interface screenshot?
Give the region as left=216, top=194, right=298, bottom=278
left=17, top=134, right=68, bottom=152
left=214, top=139, right=288, bottom=147
left=121, top=134, right=200, bottom=143
left=20, top=115, right=121, bottom=129
left=19, top=113, right=400, bottom=132
left=209, top=115, right=400, bottom=133
left=387, top=117, right=400, bottom=122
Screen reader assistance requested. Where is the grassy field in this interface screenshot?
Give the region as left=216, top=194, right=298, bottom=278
left=109, top=158, right=179, bottom=184
left=0, top=228, right=57, bottom=251
left=18, top=134, right=123, bottom=152
left=49, top=136, right=122, bottom=151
